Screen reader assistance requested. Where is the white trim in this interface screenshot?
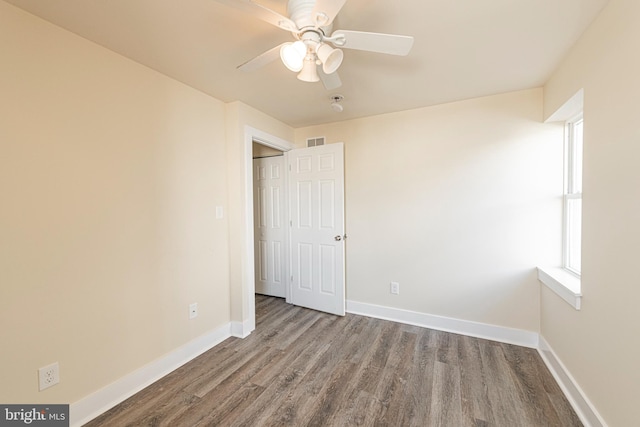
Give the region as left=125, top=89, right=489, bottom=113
left=230, top=319, right=253, bottom=338
left=242, top=126, right=295, bottom=336
left=70, top=323, right=232, bottom=427
left=563, top=114, right=583, bottom=275
left=537, top=267, right=582, bottom=309
left=346, top=300, right=539, bottom=348
left=546, top=89, right=584, bottom=123
left=538, top=337, right=608, bottom=427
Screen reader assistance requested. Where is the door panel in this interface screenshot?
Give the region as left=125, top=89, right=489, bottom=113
left=253, top=156, right=286, bottom=298
left=289, top=143, right=345, bottom=315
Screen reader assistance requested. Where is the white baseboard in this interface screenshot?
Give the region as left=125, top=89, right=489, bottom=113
left=70, top=323, right=232, bottom=427
left=346, top=300, right=539, bottom=348
left=231, top=319, right=253, bottom=338
left=538, top=337, right=607, bottom=427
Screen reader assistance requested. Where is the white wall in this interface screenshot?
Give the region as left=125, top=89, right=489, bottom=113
left=296, top=89, right=563, bottom=333
left=542, top=0, right=640, bottom=424
left=0, top=2, right=230, bottom=404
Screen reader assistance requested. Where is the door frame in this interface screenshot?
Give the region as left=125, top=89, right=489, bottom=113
left=241, top=126, right=295, bottom=336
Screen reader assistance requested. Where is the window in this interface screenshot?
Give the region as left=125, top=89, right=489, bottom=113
left=564, top=114, right=583, bottom=276
left=537, top=91, right=583, bottom=309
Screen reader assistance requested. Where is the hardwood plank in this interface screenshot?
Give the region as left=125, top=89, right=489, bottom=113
left=85, top=296, right=583, bottom=427
left=502, top=342, right=582, bottom=427
left=458, top=336, right=496, bottom=425
left=248, top=316, right=341, bottom=387
left=479, top=342, right=533, bottom=426
left=429, top=360, right=464, bottom=426
left=230, top=342, right=332, bottom=427
left=259, top=315, right=366, bottom=426
left=397, top=328, right=437, bottom=426
left=371, top=330, right=417, bottom=426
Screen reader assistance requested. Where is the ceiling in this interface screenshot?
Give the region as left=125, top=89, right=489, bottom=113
left=5, top=0, right=608, bottom=127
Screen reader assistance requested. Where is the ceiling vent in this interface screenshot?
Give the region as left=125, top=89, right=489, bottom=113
left=307, top=137, right=325, bottom=147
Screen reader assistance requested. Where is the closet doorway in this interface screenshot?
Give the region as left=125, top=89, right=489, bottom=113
left=252, top=142, right=287, bottom=298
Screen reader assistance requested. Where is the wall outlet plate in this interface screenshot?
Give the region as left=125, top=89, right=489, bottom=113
left=390, top=282, right=400, bottom=295
left=189, top=303, right=198, bottom=319
left=38, top=362, right=59, bottom=391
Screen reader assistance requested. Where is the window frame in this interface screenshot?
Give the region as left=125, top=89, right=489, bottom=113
left=563, top=113, right=583, bottom=277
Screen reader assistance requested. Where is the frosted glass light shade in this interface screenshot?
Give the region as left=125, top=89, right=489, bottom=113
left=297, top=56, right=320, bottom=82
left=280, top=41, right=306, bottom=72
left=316, top=43, right=343, bottom=74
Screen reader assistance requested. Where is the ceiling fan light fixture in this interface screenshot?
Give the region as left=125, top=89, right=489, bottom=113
left=280, top=40, right=306, bottom=72
left=297, top=56, right=320, bottom=82
left=316, top=43, right=343, bottom=74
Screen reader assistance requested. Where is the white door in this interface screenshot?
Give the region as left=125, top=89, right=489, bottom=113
left=289, top=143, right=345, bottom=315
left=253, top=156, right=286, bottom=298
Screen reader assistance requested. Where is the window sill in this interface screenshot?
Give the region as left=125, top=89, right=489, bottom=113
left=537, top=267, right=582, bottom=310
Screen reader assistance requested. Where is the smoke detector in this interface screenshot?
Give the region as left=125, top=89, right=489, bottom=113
left=330, top=94, right=344, bottom=112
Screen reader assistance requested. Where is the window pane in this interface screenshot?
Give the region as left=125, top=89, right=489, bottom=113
left=573, top=120, right=583, bottom=193
left=567, top=197, right=582, bottom=274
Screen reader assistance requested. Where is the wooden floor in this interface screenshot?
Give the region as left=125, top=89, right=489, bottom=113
left=86, top=295, right=582, bottom=426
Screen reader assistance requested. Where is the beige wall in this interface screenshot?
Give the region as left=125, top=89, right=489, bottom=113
left=542, top=0, right=640, bottom=424
left=0, top=2, right=230, bottom=404
left=296, top=89, right=563, bottom=332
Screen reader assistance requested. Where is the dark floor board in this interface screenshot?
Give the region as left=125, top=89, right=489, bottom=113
left=230, top=342, right=332, bottom=427
left=273, top=306, right=329, bottom=350
left=458, top=336, right=496, bottom=425
left=430, top=360, right=464, bottom=426
left=548, top=391, right=584, bottom=427
left=398, top=330, right=437, bottom=426
left=85, top=295, right=582, bottom=427
left=499, top=343, right=564, bottom=426
left=264, top=315, right=366, bottom=426
left=196, top=382, right=266, bottom=427
left=479, top=342, right=533, bottom=426
left=247, top=317, right=340, bottom=387
left=371, top=330, right=417, bottom=426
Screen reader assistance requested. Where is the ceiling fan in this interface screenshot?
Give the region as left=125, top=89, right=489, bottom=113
left=215, top=0, right=414, bottom=89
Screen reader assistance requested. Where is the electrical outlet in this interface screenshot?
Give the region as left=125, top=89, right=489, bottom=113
left=38, top=362, right=59, bottom=391
left=189, top=303, right=198, bottom=319
left=390, top=282, right=400, bottom=295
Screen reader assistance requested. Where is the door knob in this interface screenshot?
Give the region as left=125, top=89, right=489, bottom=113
left=334, top=235, right=342, bottom=241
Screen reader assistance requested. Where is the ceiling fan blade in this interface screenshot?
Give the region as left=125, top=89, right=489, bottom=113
left=310, top=0, right=347, bottom=27
left=318, top=68, right=342, bottom=90
left=237, top=43, right=285, bottom=72
left=214, top=0, right=297, bottom=31
left=331, top=30, right=414, bottom=56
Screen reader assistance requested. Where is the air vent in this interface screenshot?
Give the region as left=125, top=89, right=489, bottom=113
left=307, top=137, right=325, bottom=147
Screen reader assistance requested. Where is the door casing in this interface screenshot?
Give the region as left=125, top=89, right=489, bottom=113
left=240, top=127, right=295, bottom=337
